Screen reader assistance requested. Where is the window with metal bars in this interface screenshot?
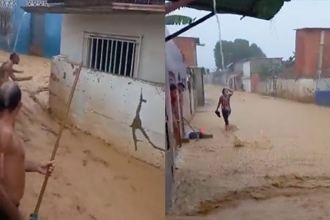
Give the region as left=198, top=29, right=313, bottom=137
left=84, top=33, right=139, bottom=78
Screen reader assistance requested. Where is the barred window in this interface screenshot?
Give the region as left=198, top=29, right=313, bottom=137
left=83, top=32, right=140, bottom=78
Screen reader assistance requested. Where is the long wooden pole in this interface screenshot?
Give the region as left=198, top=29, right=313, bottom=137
left=32, top=63, right=83, bottom=215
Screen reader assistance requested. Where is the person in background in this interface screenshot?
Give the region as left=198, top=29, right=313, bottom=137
left=170, top=84, right=181, bottom=147
left=215, top=88, right=234, bottom=130
left=0, top=53, right=32, bottom=87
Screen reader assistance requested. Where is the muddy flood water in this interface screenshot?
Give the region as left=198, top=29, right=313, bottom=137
left=167, top=84, right=330, bottom=220
left=0, top=51, right=165, bottom=220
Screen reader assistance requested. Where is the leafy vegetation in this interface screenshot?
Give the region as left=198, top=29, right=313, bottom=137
left=213, top=39, right=266, bottom=69
left=165, top=15, right=195, bottom=25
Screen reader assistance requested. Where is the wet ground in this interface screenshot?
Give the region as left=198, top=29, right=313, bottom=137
left=0, top=51, right=165, bottom=220
left=167, top=84, right=330, bottom=220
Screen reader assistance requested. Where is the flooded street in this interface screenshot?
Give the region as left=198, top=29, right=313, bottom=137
left=0, top=51, right=164, bottom=220
left=168, top=84, right=330, bottom=220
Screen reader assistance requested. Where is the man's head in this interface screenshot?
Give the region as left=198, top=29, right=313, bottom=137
left=170, top=84, right=177, bottom=100
left=0, top=82, right=22, bottom=116
left=177, top=82, right=185, bottom=93
left=9, top=52, right=20, bottom=65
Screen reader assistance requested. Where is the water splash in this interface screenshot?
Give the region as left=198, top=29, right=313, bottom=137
left=13, top=12, right=27, bottom=52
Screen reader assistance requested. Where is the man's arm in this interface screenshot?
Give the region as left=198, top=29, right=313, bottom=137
left=25, top=160, right=54, bottom=175
left=25, top=161, right=39, bottom=172
left=11, top=69, right=23, bottom=74
left=228, top=88, right=234, bottom=96
left=9, top=72, right=32, bottom=82
left=0, top=133, right=24, bottom=220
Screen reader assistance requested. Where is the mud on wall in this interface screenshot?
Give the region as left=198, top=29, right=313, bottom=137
left=49, top=56, right=165, bottom=168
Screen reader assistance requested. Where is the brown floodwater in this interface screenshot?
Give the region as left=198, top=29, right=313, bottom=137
left=0, top=51, right=165, bottom=220
left=167, top=84, right=330, bottom=220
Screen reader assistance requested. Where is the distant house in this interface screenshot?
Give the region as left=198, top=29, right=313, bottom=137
left=23, top=0, right=165, bottom=167
left=241, top=58, right=282, bottom=92
left=295, top=28, right=330, bottom=78
left=173, top=36, right=201, bottom=67
left=0, top=0, right=61, bottom=57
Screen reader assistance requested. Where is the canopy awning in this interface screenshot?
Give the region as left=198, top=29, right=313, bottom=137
left=168, top=0, right=290, bottom=20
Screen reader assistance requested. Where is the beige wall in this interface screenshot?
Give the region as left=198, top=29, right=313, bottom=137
left=60, top=13, right=165, bottom=83
left=49, top=56, right=165, bottom=168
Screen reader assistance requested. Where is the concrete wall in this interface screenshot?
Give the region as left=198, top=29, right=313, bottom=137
left=242, top=78, right=251, bottom=92
left=233, top=62, right=243, bottom=73
left=256, top=78, right=316, bottom=103
left=243, top=61, right=250, bottom=78
left=49, top=56, right=165, bottom=168
left=0, top=0, right=61, bottom=58
left=60, top=13, right=164, bottom=83
left=191, top=67, right=205, bottom=106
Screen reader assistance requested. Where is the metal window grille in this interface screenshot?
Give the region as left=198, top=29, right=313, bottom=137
left=83, top=33, right=140, bottom=78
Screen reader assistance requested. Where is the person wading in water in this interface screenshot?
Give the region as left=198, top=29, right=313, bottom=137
left=0, top=82, right=54, bottom=220
left=215, top=88, right=234, bottom=130
left=0, top=53, right=32, bottom=87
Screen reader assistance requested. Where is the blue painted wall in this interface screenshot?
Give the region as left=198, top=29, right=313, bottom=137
left=315, top=90, right=330, bottom=107
left=44, top=14, right=62, bottom=58
left=14, top=0, right=31, bottom=54
left=0, top=0, right=62, bottom=58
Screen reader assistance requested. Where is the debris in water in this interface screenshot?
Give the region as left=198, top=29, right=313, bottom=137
left=233, top=135, right=245, bottom=147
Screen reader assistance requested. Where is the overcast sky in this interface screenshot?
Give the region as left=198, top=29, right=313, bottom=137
left=166, top=0, right=330, bottom=70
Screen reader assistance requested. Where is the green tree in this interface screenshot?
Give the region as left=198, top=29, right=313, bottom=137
left=214, top=39, right=266, bottom=69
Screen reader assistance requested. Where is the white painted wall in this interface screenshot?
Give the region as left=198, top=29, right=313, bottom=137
left=49, top=55, right=165, bottom=168
left=243, top=61, right=251, bottom=78
left=60, top=14, right=164, bottom=84
left=242, top=78, right=251, bottom=92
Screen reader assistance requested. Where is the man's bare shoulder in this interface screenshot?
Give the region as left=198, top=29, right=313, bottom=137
left=0, top=61, right=12, bottom=69
left=0, top=127, right=14, bottom=151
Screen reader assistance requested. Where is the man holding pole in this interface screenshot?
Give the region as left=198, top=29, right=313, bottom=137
left=0, top=82, right=54, bottom=220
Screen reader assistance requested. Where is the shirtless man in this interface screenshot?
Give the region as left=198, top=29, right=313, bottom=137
left=0, top=82, right=54, bottom=220
left=0, top=53, right=32, bottom=87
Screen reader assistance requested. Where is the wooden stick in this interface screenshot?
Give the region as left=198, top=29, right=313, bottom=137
left=32, top=63, right=83, bottom=215
left=181, top=117, right=199, bottom=141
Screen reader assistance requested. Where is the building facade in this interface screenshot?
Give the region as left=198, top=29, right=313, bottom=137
left=173, top=36, right=200, bottom=67
left=295, top=28, right=330, bottom=78
left=23, top=0, right=165, bottom=167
